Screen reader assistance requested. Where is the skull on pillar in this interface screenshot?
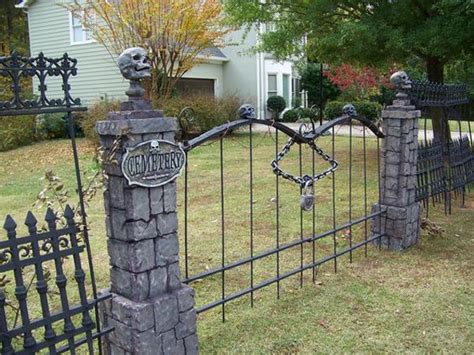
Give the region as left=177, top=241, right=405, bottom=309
left=117, top=47, right=151, bottom=81
left=390, top=71, right=412, bottom=90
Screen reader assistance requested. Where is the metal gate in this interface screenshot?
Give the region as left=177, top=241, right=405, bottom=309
left=178, top=107, right=386, bottom=320
left=0, top=52, right=111, bottom=353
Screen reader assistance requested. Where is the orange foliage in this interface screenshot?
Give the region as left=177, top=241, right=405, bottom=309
left=66, top=0, right=231, bottom=98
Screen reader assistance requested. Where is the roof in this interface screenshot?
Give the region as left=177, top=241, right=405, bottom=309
left=16, top=0, right=36, bottom=8
left=201, top=47, right=227, bottom=59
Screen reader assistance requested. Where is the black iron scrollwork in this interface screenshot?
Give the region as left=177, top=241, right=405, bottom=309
left=0, top=51, right=85, bottom=116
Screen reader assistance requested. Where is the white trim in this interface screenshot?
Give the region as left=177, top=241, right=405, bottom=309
left=196, top=55, right=229, bottom=64
left=69, top=11, right=95, bottom=45
left=15, top=0, right=33, bottom=8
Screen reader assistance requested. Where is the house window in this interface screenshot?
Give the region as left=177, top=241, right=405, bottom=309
left=282, top=74, right=290, bottom=107
left=70, top=12, right=92, bottom=44
left=175, top=78, right=215, bottom=97
left=267, top=74, right=277, bottom=98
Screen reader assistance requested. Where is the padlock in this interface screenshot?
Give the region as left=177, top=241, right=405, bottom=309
left=300, top=181, right=314, bottom=211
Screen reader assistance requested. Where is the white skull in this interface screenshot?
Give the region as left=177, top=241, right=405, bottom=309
left=342, top=103, right=357, bottom=117
left=149, top=140, right=160, bottom=153
left=390, top=71, right=412, bottom=89
left=117, top=47, right=151, bottom=81
left=239, top=104, right=256, bottom=119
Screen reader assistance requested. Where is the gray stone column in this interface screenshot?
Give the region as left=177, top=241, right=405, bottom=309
left=96, top=109, right=198, bottom=354
left=371, top=72, right=421, bottom=250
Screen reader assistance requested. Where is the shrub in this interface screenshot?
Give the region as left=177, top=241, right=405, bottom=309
left=80, top=99, right=121, bottom=144
left=292, top=96, right=302, bottom=108
left=0, top=115, right=37, bottom=151
left=266, top=96, right=286, bottom=118
left=157, top=94, right=243, bottom=138
left=282, top=109, right=299, bottom=122
left=297, top=107, right=318, bottom=121
left=35, top=113, right=68, bottom=139
left=300, top=62, right=340, bottom=107
left=324, top=100, right=382, bottom=122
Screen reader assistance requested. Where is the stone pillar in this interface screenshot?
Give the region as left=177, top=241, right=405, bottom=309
left=371, top=71, right=421, bottom=250
left=96, top=109, right=198, bottom=354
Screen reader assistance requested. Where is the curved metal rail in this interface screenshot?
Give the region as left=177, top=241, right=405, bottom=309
left=181, top=115, right=384, bottom=152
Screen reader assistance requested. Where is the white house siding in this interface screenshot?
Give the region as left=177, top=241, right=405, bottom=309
left=263, top=59, right=294, bottom=108
left=220, top=28, right=259, bottom=107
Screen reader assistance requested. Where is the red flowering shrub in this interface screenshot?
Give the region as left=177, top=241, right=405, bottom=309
left=325, top=64, right=393, bottom=101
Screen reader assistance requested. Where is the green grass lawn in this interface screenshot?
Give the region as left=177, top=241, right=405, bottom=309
left=0, top=134, right=472, bottom=353
left=420, top=118, right=472, bottom=134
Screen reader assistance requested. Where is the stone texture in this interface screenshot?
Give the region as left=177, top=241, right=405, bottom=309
left=371, top=93, right=421, bottom=251
left=108, top=239, right=155, bottom=273
left=155, top=233, right=179, bottom=267
left=156, top=213, right=178, bottom=236
left=124, top=187, right=151, bottom=221
left=126, top=218, right=158, bottom=241
left=110, top=295, right=155, bottom=332
left=163, top=182, right=177, bottom=213
left=98, top=106, right=197, bottom=354
left=149, top=267, right=168, bottom=297
left=150, top=187, right=164, bottom=215
left=110, top=267, right=149, bottom=302
left=154, top=294, right=179, bottom=334
left=96, top=117, right=177, bottom=136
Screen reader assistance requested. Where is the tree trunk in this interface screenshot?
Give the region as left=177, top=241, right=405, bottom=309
left=426, top=57, right=450, bottom=158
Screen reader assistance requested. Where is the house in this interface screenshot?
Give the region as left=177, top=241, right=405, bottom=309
left=17, top=0, right=303, bottom=118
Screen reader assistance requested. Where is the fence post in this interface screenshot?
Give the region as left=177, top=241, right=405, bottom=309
left=95, top=48, right=198, bottom=354
left=372, top=71, right=422, bottom=250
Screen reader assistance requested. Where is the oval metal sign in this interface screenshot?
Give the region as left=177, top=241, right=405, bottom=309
left=122, top=139, right=186, bottom=187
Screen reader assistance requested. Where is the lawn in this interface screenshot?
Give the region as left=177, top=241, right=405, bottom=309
left=0, top=133, right=472, bottom=353
left=419, top=118, right=472, bottom=135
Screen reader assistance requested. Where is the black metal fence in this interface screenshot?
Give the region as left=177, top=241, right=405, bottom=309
left=179, top=113, right=386, bottom=319
left=410, top=80, right=473, bottom=214
left=0, top=52, right=109, bottom=353
left=416, top=136, right=474, bottom=213
left=0, top=207, right=110, bottom=354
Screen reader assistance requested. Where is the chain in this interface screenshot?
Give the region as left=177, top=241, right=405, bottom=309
left=271, top=136, right=338, bottom=188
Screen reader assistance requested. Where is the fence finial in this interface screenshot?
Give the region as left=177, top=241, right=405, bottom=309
left=239, top=104, right=256, bottom=119
left=342, top=103, right=357, bottom=117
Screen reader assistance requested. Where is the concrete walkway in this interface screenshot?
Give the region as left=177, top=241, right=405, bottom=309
left=241, top=121, right=471, bottom=140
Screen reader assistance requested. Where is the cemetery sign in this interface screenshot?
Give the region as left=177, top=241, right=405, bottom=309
left=122, top=139, right=186, bottom=187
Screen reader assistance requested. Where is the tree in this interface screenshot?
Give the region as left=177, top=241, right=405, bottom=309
left=224, top=0, right=474, bottom=140
left=0, top=1, right=30, bottom=102
left=67, top=0, right=230, bottom=99
left=299, top=62, right=340, bottom=107
left=0, top=1, right=29, bottom=56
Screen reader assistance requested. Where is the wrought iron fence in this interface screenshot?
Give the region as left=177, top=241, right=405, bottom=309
left=410, top=79, right=473, bottom=214
left=0, top=207, right=111, bottom=354
left=0, top=52, right=108, bottom=353
left=179, top=113, right=386, bottom=319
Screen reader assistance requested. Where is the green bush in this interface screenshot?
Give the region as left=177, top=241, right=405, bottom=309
left=297, top=107, right=318, bottom=121
left=36, top=113, right=68, bottom=139
left=266, top=96, right=286, bottom=117
left=80, top=99, right=121, bottom=144
left=324, top=100, right=382, bottom=122
left=281, top=109, right=299, bottom=122
left=292, top=96, right=302, bottom=108
left=158, top=94, right=243, bottom=138
left=0, top=115, right=37, bottom=151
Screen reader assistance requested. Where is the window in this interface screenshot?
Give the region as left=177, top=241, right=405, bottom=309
left=70, top=12, right=92, bottom=44
left=267, top=74, right=277, bottom=98
left=283, top=74, right=290, bottom=107
left=175, top=78, right=215, bottom=97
